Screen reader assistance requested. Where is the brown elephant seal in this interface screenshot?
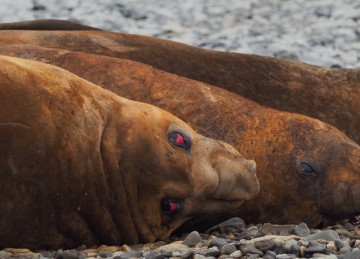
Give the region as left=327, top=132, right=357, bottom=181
left=0, top=55, right=259, bottom=249
left=2, top=45, right=360, bottom=229
left=0, top=19, right=100, bottom=30
left=0, top=19, right=358, bottom=143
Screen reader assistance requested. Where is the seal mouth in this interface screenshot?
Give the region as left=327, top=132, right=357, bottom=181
left=161, top=198, right=184, bottom=215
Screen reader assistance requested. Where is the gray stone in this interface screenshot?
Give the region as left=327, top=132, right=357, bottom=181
left=206, top=217, right=246, bottom=234
left=156, top=243, right=190, bottom=254
left=304, top=243, right=327, bottom=255
left=155, top=254, right=166, bottom=259
left=236, top=230, right=251, bottom=240
left=336, top=228, right=349, bottom=235
left=145, top=251, right=157, bottom=259
left=61, top=250, right=80, bottom=259
left=319, top=255, right=337, bottom=259
left=314, top=5, right=332, bottom=17
left=340, top=246, right=352, bottom=254
left=220, top=244, right=237, bottom=255
left=180, top=251, right=194, bottom=259
left=193, top=254, right=206, bottom=259
left=294, top=222, right=311, bottom=237
left=305, top=230, right=340, bottom=241
left=248, top=226, right=259, bottom=238
left=98, top=250, right=113, bottom=258
left=208, top=237, right=228, bottom=248
left=283, top=239, right=297, bottom=251
left=276, top=255, right=296, bottom=259
left=182, top=231, right=203, bottom=247
left=259, top=223, right=294, bottom=236
left=343, top=250, right=360, bottom=259
left=336, top=239, right=351, bottom=250
left=41, top=251, right=57, bottom=258
left=264, top=250, right=276, bottom=259
left=199, top=247, right=220, bottom=257
left=172, top=251, right=182, bottom=257
left=254, top=239, right=277, bottom=251
left=246, top=247, right=263, bottom=256
left=120, top=251, right=143, bottom=259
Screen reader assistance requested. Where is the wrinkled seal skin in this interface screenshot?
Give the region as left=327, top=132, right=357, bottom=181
left=2, top=45, right=360, bottom=229
left=0, top=55, right=259, bottom=249
left=0, top=20, right=358, bottom=144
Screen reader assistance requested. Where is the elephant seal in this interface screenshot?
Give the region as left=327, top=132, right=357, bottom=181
left=0, top=55, right=259, bottom=249
left=2, top=45, right=360, bottom=229
left=0, top=20, right=358, bottom=143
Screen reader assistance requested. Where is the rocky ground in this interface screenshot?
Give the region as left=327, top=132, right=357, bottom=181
left=0, top=0, right=360, bottom=258
left=2, top=217, right=360, bottom=259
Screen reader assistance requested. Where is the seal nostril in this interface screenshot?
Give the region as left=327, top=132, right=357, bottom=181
left=245, top=160, right=257, bottom=174
left=161, top=199, right=184, bottom=214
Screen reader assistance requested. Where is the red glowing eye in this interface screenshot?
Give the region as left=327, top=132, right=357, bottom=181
left=168, top=131, right=191, bottom=149
left=169, top=202, right=178, bottom=212
left=175, top=133, right=184, bottom=145
left=161, top=199, right=183, bottom=214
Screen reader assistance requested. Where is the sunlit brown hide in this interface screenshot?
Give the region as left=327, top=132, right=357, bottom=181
left=2, top=45, right=360, bottom=230
left=0, top=55, right=259, bottom=249
left=0, top=20, right=358, bottom=143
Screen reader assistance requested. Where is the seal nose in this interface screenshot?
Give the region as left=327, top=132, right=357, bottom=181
left=210, top=142, right=259, bottom=201
left=245, top=160, right=257, bottom=175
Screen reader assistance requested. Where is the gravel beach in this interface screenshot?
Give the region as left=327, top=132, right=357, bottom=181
left=3, top=218, right=360, bottom=259
left=0, top=1, right=360, bottom=258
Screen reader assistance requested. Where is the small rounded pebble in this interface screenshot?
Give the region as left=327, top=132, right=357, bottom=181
left=182, top=231, right=203, bottom=247
left=229, top=250, right=242, bottom=258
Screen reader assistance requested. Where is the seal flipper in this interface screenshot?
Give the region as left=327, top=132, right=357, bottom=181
left=60, top=211, right=99, bottom=248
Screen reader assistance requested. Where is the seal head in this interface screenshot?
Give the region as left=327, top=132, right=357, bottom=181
left=0, top=55, right=259, bottom=249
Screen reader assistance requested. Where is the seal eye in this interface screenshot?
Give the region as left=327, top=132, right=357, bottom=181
left=161, top=199, right=183, bottom=214
left=168, top=131, right=191, bottom=149
left=299, top=162, right=318, bottom=177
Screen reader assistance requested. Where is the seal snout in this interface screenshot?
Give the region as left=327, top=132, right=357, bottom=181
left=209, top=141, right=259, bottom=202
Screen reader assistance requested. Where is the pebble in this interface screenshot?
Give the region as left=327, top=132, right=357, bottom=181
left=208, top=237, right=228, bottom=248
left=229, top=250, right=242, bottom=258
left=264, top=250, right=276, bottom=259
left=182, top=231, right=203, bottom=247
left=294, top=222, right=311, bottom=237
left=198, top=246, right=220, bottom=257
left=206, top=217, right=246, bottom=234
left=156, top=243, right=190, bottom=254
left=254, top=239, right=277, bottom=251
left=259, top=223, right=294, bottom=236
left=306, top=230, right=340, bottom=241
left=304, top=243, right=327, bottom=255
left=343, top=250, right=360, bottom=259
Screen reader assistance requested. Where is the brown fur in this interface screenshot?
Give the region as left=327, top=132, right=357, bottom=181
left=0, top=55, right=259, bottom=249
left=0, top=20, right=358, bottom=143
left=2, top=45, right=360, bottom=230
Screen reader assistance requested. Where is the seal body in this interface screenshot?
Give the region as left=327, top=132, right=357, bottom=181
left=0, top=20, right=358, bottom=143
left=0, top=55, right=259, bottom=249
left=2, top=45, right=360, bottom=229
